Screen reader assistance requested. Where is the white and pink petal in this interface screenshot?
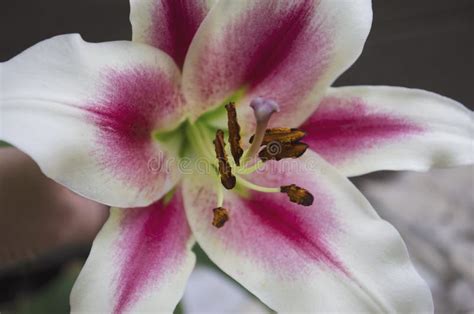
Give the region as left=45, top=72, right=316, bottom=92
left=130, top=0, right=216, bottom=68
left=0, top=34, right=184, bottom=207
left=183, top=151, right=433, bottom=312
left=302, top=86, right=474, bottom=177
left=183, top=0, right=372, bottom=130
left=70, top=191, right=195, bottom=313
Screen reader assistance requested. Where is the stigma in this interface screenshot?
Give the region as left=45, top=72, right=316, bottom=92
left=241, top=98, right=280, bottom=164
left=250, top=97, right=280, bottom=122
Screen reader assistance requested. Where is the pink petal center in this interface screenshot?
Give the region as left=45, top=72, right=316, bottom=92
left=194, top=0, right=331, bottom=115
left=210, top=182, right=348, bottom=279
left=303, top=97, right=424, bottom=164
left=113, top=195, right=190, bottom=313
left=152, top=0, right=208, bottom=69
left=85, top=66, right=181, bottom=192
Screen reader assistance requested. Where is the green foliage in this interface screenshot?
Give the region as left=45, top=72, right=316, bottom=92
left=8, top=263, right=82, bottom=314
left=0, top=140, right=11, bottom=147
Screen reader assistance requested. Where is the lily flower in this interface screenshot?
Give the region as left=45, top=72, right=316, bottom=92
left=1, top=0, right=472, bottom=312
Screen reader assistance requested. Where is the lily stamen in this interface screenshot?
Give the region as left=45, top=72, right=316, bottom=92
left=280, top=184, right=314, bottom=206
left=249, top=127, right=306, bottom=145
left=226, top=103, right=244, bottom=166
left=236, top=176, right=314, bottom=207
left=212, top=207, right=229, bottom=228
left=250, top=127, right=309, bottom=162
left=259, top=142, right=308, bottom=161
left=213, top=129, right=236, bottom=189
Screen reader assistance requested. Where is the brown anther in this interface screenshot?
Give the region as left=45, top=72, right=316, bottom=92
left=225, top=103, right=244, bottom=166
left=281, top=184, right=314, bottom=206
left=213, top=129, right=236, bottom=189
left=259, top=142, right=308, bottom=161
left=249, top=128, right=306, bottom=145
left=212, top=207, right=229, bottom=228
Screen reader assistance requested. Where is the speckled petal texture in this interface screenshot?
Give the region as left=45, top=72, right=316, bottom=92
left=183, top=150, right=433, bottom=312
left=71, top=191, right=195, bottom=313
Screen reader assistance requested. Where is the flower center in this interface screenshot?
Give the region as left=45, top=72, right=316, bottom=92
left=185, top=98, right=313, bottom=228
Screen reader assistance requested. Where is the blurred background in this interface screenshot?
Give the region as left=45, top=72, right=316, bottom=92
left=0, top=0, right=473, bottom=313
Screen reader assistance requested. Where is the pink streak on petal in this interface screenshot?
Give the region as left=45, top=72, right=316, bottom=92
left=113, top=193, right=190, bottom=314
left=194, top=1, right=331, bottom=119
left=241, top=191, right=347, bottom=276
left=86, top=66, right=181, bottom=194
left=302, top=97, right=424, bottom=165
left=152, top=0, right=208, bottom=69
left=198, top=167, right=348, bottom=278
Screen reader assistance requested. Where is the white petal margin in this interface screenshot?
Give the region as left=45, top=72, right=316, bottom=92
left=183, top=151, right=433, bottom=313
left=0, top=34, right=185, bottom=207
left=71, top=192, right=195, bottom=314
left=302, top=86, right=474, bottom=177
